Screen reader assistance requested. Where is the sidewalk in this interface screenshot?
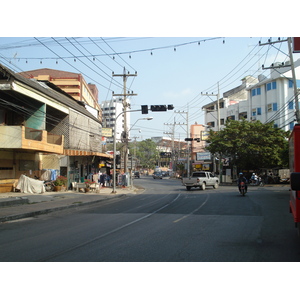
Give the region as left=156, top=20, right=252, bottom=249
left=0, top=185, right=143, bottom=223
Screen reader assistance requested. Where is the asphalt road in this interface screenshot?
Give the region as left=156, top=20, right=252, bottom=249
left=1, top=176, right=300, bottom=262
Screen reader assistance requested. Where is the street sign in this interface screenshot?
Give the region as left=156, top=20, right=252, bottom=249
left=196, top=152, right=211, bottom=161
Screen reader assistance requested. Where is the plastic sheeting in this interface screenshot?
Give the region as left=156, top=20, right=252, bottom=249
left=16, top=174, right=46, bottom=194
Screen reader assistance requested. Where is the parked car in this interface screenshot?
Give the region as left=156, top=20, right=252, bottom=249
left=153, top=172, right=163, bottom=179
left=133, top=171, right=140, bottom=178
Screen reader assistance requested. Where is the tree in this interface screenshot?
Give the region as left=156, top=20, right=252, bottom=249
left=206, top=119, right=289, bottom=171
left=128, top=139, right=159, bottom=169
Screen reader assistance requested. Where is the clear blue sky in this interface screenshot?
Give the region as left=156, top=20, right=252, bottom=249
left=1, top=2, right=299, bottom=141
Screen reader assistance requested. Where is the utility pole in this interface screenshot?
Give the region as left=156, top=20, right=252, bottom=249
left=202, top=83, right=221, bottom=180
left=174, top=110, right=190, bottom=177
left=164, top=120, right=176, bottom=173
left=201, top=82, right=220, bottom=130
left=112, top=67, right=137, bottom=173
left=260, top=38, right=300, bottom=123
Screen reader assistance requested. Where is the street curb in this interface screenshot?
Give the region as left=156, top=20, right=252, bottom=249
left=0, top=193, right=127, bottom=223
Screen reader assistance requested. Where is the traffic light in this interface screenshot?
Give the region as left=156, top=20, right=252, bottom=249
left=116, top=155, right=120, bottom=164
left=151, top=105, right=167, bottom=112
left=185, top=138, right=193, bottom=141
left=167, top=104, right=174, bottom=110
left=141, top=105, right=148, bottom=114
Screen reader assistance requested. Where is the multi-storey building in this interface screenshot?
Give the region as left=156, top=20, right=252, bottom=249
left=18, top=68, right=102, bottom=122
left=190, top=123, right=210, bottom=170
left=101, top=98, right=130, bottom=143
left=202, top=75, right=258, bottom=130
left=202, top=60, right=300, bottom=131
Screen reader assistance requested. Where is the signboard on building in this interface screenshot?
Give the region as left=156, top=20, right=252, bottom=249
left=102, top=128, right=113, bottom=137
left=201, top=131, right=209, bottom=141
left=196, top=152, right=211, bottom=161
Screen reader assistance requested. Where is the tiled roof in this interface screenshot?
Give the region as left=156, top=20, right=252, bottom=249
left=18, top=68, right=80, bottom=79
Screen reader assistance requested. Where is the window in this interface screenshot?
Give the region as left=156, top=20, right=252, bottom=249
left=239, top=112, right=247, bottom=119
left=289, top=79, right=300, bottom=88
left=252, top=108, right=256, bottom=116
left=257, top=107, right=262, bottom=115
left=267, top=104, right=272, bottom=112
left=267, top=81, right=277, bottom=91
left=207, top=121, right=215, bottom=127
left=257, top=87, right=261, bottom=95
left=267, top=103, right=278, bottom=112
left=251, top=87, right=261, bottom=96
left=290, top=122, right=295, bottom=131
left=289, top=101, right=294, bottom=109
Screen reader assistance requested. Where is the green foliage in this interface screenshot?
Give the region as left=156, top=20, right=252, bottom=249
left=128, top=138, right=159, bottom=169
left=206, top=119, right=289, bottom=170
left=54, top=176, right=68, bottom=186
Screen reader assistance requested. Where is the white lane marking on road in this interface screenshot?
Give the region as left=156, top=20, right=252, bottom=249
left=39, top=193, right=182, bottom=261
left=173, top=193, right=209, bottom=223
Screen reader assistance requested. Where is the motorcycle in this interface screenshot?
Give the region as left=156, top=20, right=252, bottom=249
left=240, top=181, right=246, bottom=196
left=250, top=177, right=264, bottom=186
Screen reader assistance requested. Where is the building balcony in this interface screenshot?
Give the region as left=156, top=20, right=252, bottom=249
left=0, top=126, right=64, bottom=154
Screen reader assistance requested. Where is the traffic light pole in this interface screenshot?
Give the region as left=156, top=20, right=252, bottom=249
left=112, top=104, right=174, bottom=193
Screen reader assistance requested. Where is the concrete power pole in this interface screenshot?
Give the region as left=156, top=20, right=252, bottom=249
left=201, top=83, right=220, bottom=131
left=112, top=67, right=137, bottom=173
left=174, top=110, right=190, bottom=177
left=260, top=38, right=300, bottom=123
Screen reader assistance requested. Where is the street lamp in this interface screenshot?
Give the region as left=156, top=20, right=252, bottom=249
left=129, top=117, right=153, bottom=132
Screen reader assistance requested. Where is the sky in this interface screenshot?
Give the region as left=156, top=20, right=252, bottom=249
left=1, top=36, right=298, bottom=142
left=1, top=1, right=299, bottom=144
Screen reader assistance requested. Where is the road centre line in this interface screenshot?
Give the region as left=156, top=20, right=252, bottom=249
left=173, top=194, right=209, bottom=223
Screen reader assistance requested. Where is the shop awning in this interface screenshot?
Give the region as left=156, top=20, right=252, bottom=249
left=64, top=149, right=112, bottom=159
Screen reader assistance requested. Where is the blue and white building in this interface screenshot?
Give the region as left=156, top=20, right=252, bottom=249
left=203, top=59, right=300, bottom=132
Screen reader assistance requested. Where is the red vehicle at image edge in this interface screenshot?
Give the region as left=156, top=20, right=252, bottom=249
left=289, top=124, right=300, bottom=233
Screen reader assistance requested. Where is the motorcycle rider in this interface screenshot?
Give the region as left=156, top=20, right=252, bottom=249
left=250, top=172, right=258, bottom=185
left=237, top=172, right=248, bottom=194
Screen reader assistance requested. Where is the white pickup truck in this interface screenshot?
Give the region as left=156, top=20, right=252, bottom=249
left=182, top=171, right=219, bottom=191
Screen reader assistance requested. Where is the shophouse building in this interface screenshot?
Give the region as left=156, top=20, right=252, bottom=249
left=0, top=64, right=111, bottom=192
